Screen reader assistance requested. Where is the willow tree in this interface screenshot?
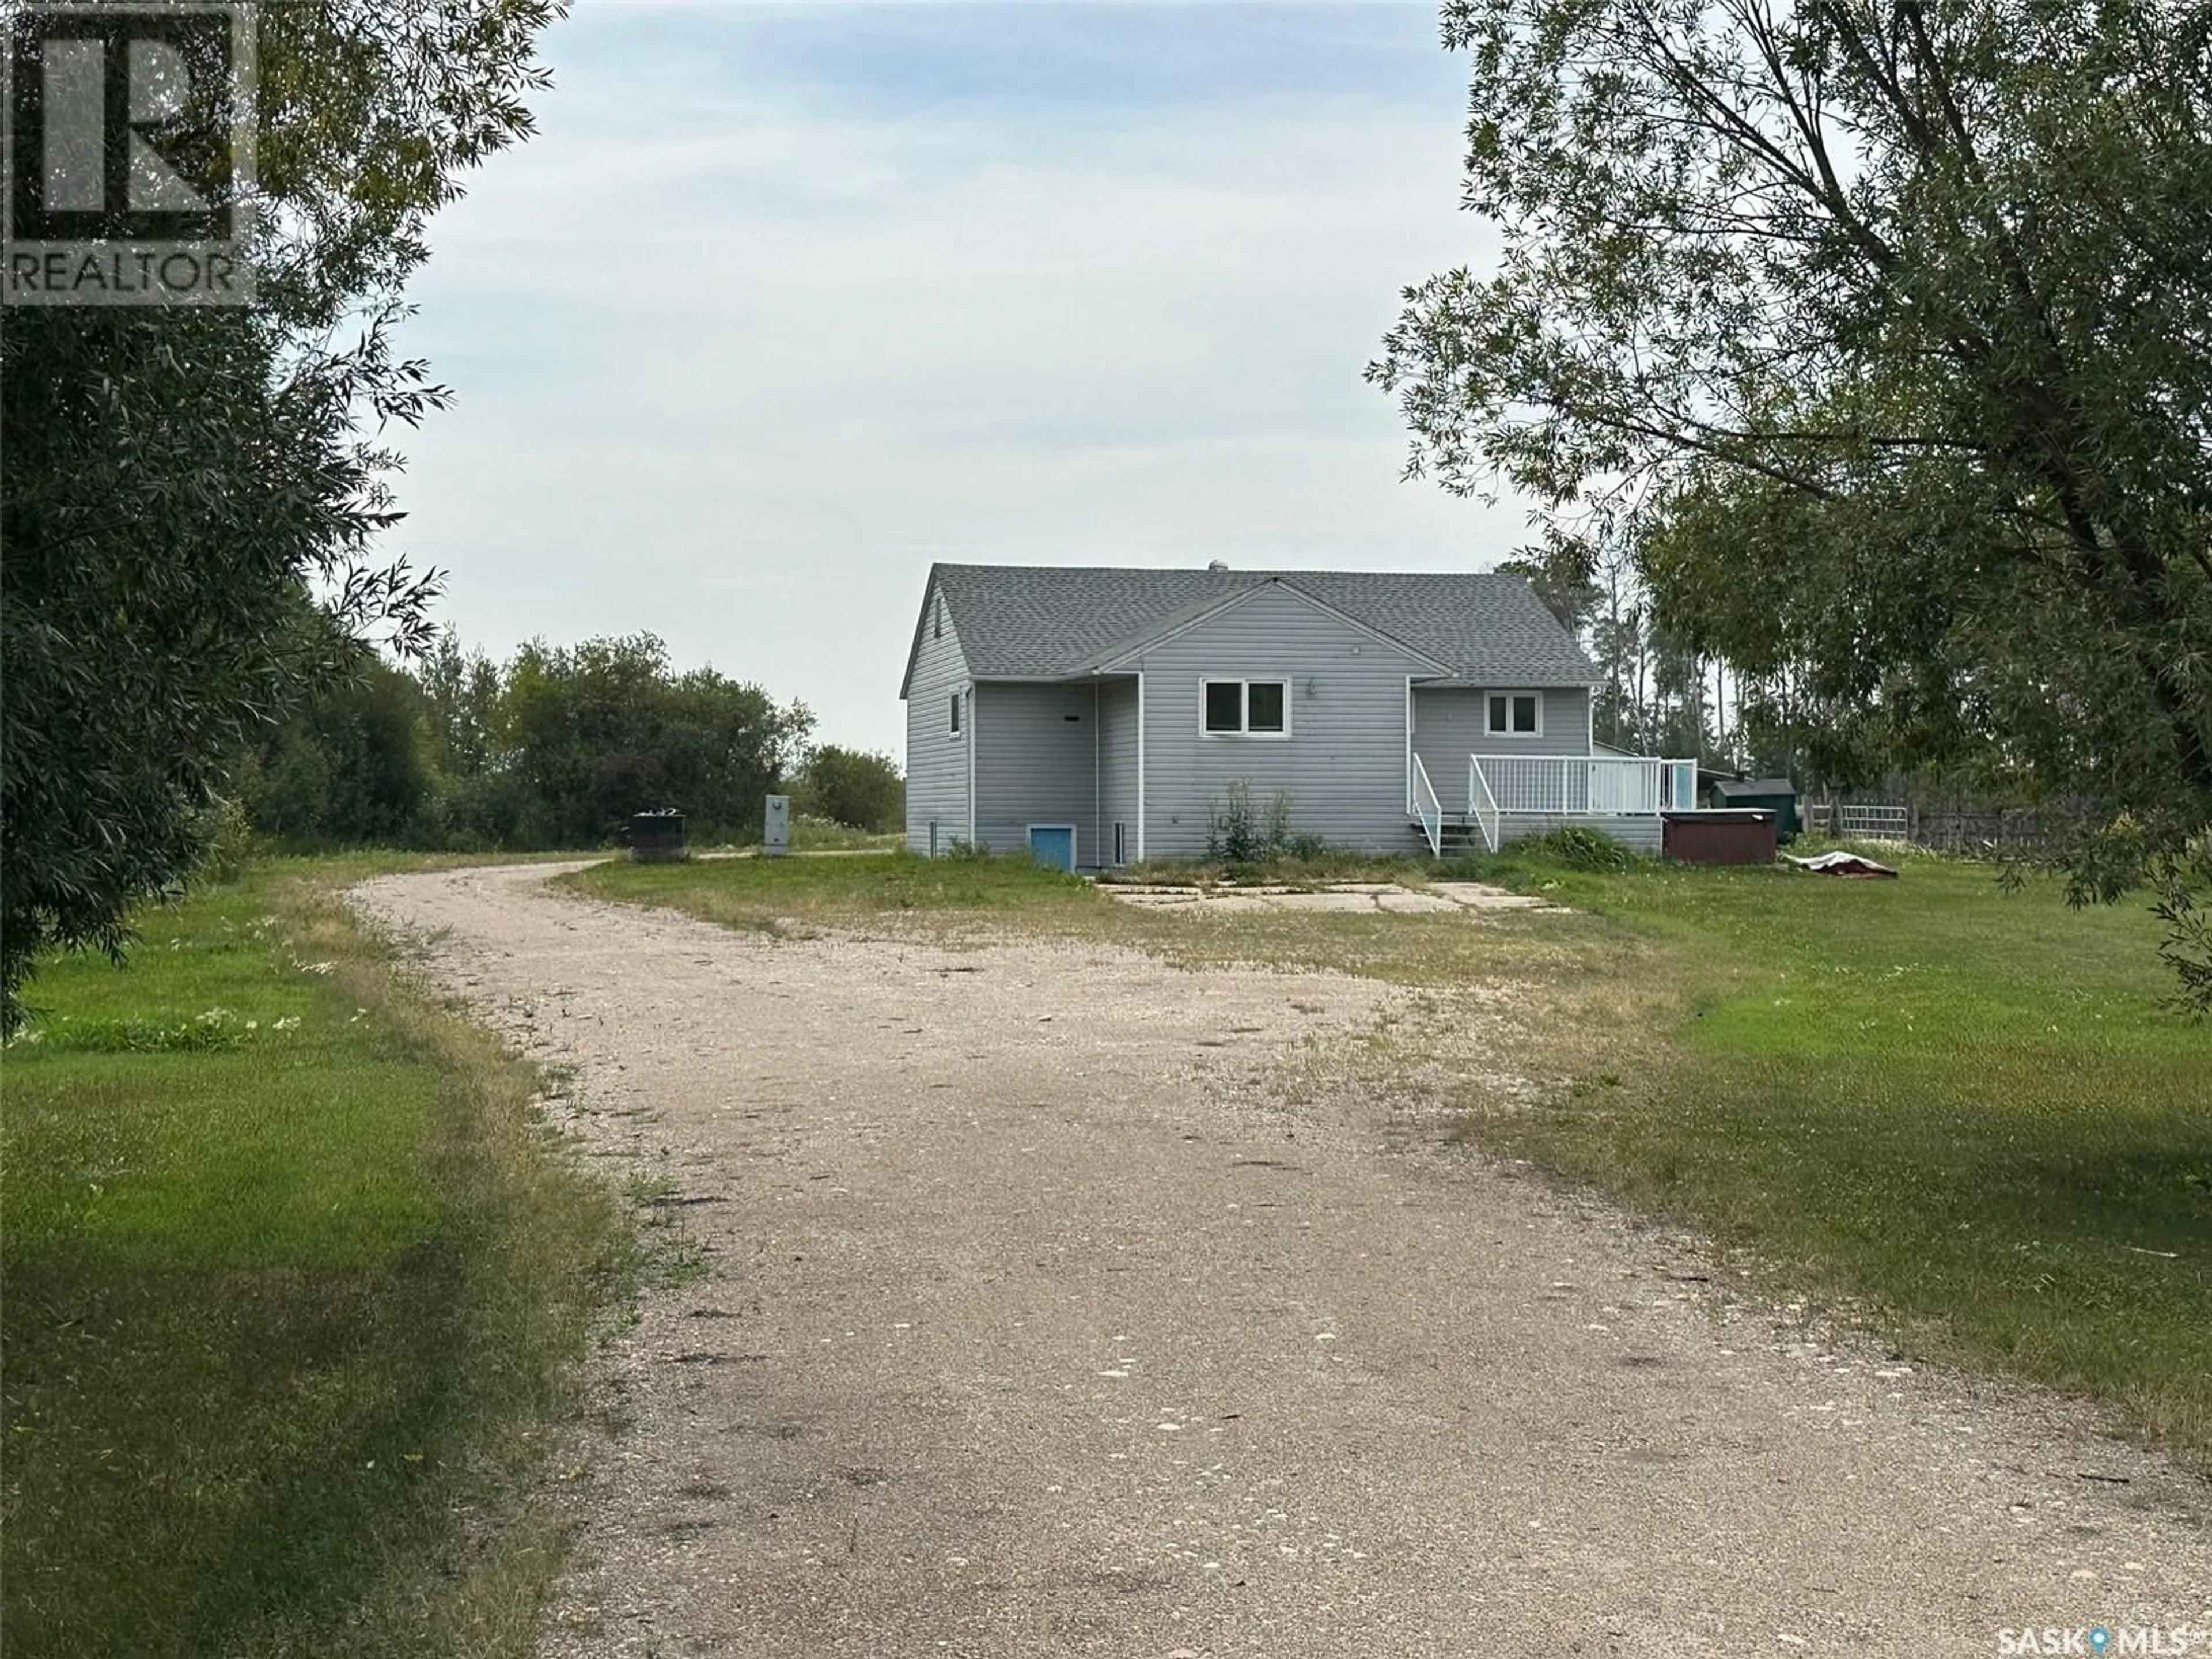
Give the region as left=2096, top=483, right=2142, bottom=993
left=1371, top=0, right=2212, bottom=1002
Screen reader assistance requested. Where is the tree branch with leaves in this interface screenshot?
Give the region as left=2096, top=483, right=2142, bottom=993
left=1373, top=0, right=2212, bottom=1006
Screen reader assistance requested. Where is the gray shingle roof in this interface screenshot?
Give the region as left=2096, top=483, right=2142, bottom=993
left=916, top=564, right=1599, bottom=687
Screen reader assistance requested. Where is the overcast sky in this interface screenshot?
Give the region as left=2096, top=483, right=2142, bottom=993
left=389, top=1, right=1524, bottom=758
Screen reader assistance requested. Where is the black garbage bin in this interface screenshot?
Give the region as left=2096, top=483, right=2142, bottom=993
left=630, top=810, right=687, bottom=863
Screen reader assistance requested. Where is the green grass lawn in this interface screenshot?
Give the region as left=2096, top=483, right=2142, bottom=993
left=1, top=861, right=626, bottom=1658
left=1465, top=851, right=2212, bottom=1464
left=574, top=845, right=2212, bottom=1469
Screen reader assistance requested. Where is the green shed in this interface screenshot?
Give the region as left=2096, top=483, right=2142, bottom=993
left=1707, top=776, right=1800, bottom=842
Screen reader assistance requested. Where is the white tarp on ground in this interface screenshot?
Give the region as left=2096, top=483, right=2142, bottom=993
left=1785, top=850, right=1900, bottom=878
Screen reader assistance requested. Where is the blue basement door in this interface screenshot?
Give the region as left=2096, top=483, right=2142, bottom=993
left=1027, top=825, right=1075, bottom=872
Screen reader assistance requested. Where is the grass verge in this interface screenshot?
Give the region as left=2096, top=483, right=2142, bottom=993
left=1, top=859, right=627, bottom=1658
left=570, top=844, right=2212, bottom=1471
left=564, top=847, right=1105, bottom=934
left=787, top=815, right=905, bottom=853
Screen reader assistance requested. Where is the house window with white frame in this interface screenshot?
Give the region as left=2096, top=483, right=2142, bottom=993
left=1202, top=677, right=1289, bottom=736
left=948, top=690, right=963, bottom=737
left=1486, top=691, right=1541, bottom=737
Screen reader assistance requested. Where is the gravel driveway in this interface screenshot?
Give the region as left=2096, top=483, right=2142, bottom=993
left=347, top=863, right=2211, bottom=1659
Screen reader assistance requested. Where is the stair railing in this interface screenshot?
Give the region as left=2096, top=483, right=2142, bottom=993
left=1468, top=757, right=1502, bottom=853
left=1412, top=752, right=1443, bottom=858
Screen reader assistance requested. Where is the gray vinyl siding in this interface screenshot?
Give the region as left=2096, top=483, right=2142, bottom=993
left=1121, top=585, right=1433, bottom=859
left=1496, top=812, right=1661, bottom=854
left=1096, top=677, right=1139, bottom=865
left=972, top=681, right=1100, bottom=865
left=903, top=588, right=972, bottom=854
left=1411, top=685, right=1593, bottom=813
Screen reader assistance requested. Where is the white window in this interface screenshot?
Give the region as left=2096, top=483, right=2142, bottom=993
left=934, top=596, right=943, bottom=640
left=1200, top=677, right=1290, bottom=737
left=948, top=690, right=963, bottom=738
left=1486, top=691, right=1542, bottom=737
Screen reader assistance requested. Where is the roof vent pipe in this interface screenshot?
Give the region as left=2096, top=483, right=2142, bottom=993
left=1207, top=559, right=1229, bottom=571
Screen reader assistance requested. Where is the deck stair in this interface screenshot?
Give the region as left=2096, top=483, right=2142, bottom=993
left=1410, top=817, right=1486, bottom=856
left=1407, top=753, right=1698, bottom=857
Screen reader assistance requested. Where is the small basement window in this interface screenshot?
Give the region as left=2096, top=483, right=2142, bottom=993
left=1486, top=691, right=1541, bottom=737
left=1202, top=677, right=1290, bottom=737
left=949, top=690, right=963, bottom=737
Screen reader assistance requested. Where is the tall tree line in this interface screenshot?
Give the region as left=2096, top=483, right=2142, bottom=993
left=1502, top=533, right=1791, bottom=772
left=230, top=631, right=910, bottom=851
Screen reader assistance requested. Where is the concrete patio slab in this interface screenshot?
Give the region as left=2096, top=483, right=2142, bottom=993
left=1429, top=880, right=1557, bottom=911
left=1101, top=880, right=1558, bottom=915
left=1374, top=889, right=1463, bottom=914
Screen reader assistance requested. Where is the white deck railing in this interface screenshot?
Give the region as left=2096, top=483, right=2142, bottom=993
left=1468, top=756, right=1697, bottom=819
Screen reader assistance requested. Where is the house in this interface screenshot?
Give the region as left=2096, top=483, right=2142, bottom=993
left=899, top=563, right=1696, bottom=869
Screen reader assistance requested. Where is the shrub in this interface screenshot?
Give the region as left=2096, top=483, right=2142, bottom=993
left=1516, top=824, right=1637, bottom=871
left=194, top=797, right=262, bottom=886
left=789, top=745, right=903, bottom=832
left=1206, top=781, right=1294, bottom=865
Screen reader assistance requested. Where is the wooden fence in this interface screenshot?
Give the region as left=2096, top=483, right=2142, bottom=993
left=1806, top=800, right=2061, bottom=853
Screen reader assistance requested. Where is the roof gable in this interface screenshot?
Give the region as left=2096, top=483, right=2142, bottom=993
left=1087, top=577, right=1448, bottom=674
left=911, top=564, right=1599, bottom=687
left=896, top=573, right=971, bottom=700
